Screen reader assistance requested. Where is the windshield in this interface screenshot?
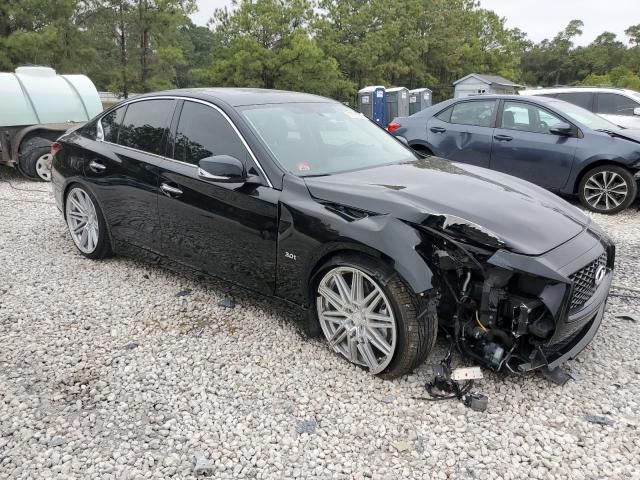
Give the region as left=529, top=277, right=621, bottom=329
left=240, top=103, right=415, bottom=176
left=549, top=100, right=621, bottom=130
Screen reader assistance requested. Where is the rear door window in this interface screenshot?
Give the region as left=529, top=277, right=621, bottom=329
left=596, top=93, right=640, bottom=116
left=118, top=99, right=175, bottom=155
left=173, top=101, right=249, bottom=165
left=449, top=101, right=496, bottom=127
left=435, top=106, right=453, bottom=122
left=100, top=106, right=126, bottom=143
left=555, top=92, right=594, bottom=111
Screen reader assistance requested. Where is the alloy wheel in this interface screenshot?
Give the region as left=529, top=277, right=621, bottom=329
left=35, top=153, right=53, bottom=181
left=65, top=188, right=100, bottom=254
left=583, top=170, right=628, bottom=211
left=317, top=267, right=397, bottom=374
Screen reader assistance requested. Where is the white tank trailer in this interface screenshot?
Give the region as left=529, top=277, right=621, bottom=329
left=0, top=66, right=102, bottom=181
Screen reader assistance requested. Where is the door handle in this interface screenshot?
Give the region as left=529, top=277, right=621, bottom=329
left=160, top=183, right=183, bottom=197
left=494, top=134, right=513, bottom=142
left=430, top=126, right=447, bottom=133
left=89, top=160, right=107, bottom=173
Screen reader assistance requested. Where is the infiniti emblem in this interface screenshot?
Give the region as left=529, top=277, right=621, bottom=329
left=594, top=265, right=607, bottom=286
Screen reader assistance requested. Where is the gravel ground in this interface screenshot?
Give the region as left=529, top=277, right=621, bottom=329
left=1, top=167, right=639, bottom=480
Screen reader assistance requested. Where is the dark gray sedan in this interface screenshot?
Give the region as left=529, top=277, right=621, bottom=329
left=388, top=95, right=640, bottom=214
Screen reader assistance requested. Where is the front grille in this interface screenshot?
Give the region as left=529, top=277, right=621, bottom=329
left=568, top=252, right=607, bottom=311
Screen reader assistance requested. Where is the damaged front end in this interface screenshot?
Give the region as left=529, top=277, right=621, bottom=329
left=416, top=215, right=615, bottom=374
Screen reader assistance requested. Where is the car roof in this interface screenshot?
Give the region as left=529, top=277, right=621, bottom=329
left=520, top=86, right=639, bottom=96
left=449, top=94, right=558, bottom=103
left=132, top=88, right=336, bottom=107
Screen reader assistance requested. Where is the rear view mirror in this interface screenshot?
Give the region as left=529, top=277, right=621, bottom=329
left=549, top=122, right=573, bottom=136
left=198, top=155, right=246, bottom=183
left=634, top=107, right=640, bottom=116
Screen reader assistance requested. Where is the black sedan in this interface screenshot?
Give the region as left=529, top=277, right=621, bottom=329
left=51, top=89, right=614, bottom=378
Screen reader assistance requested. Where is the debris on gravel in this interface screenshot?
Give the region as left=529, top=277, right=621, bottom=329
left=47, top=436, right=66, bottom=448
left=1, top=169, right=639, bottom=479
left=615, top=313, right=638, bottom=322
left=585, top=415, right=616, bottom=427
left=217, top=297, right=236, bottom=309
left=192, top=450, right=214, bottom=476
left=294, top=418, right=318, bottom=435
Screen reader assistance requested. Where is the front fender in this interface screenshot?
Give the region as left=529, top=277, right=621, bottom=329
left=566, top=153, right=639, bottom=193
left=274, top=176, right=434, bottom=307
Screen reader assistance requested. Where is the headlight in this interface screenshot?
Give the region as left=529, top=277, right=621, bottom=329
left=422, top=214, right=505, bottom=250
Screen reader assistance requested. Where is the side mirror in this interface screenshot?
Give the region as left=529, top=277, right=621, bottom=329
left=634, top=107, right=640, bottom=116
left=549, top=122, right=573, bottom=136
left=198, top=155, right=247, bottom=183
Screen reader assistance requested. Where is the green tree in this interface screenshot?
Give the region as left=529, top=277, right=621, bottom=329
left=196, top=0, right=354, bottom=100
left=520, top=20, right=584, bottom=86
left=316, top=0, right=526, bottom=101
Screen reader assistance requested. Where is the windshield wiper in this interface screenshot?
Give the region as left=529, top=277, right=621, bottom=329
left=300, top=173, right=331, bottom=178
left=595, top=129, right=626, bottom=137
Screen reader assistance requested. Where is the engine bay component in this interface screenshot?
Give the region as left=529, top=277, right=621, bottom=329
left=415, top=345, right=489, bottom=412
left=414, top=220, right=615, bottom=375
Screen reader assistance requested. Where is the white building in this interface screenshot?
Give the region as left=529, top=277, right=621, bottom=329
left=453, top=73, right=522, bottom=98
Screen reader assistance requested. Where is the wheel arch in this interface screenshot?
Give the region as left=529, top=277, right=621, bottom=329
left=307, top=246, right=387, bottom=294
left=573, top=159, right=637, bottom=194
left=407, top=140, right=434, bottom=154
left=11, top=124, right=72, bottom=160
left=302, top=237, right=435, bottom=309
left=62, top=179, right=115, bottom=249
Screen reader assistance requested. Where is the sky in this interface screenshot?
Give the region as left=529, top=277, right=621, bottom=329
left=192, top=0, right=640, bottom=47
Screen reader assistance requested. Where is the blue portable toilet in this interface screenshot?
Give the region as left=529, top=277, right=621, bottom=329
left=357, top=86, right=386, bottom=126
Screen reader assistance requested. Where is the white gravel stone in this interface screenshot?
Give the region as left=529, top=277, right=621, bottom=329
left=1, top=168, right=639, bottom=479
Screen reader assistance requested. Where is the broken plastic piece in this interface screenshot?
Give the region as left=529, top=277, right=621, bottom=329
left=542, top=366, right=571, bottom=386
left=451, top=366, right=483, bottom=381
left=463, top=393, right=488, bottom=412
left=192, top=450, right=213, bottom=476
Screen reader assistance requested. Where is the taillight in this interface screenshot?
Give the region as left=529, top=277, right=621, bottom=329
left=50, top=142, right=62, bottom=155
left=386, top=122, right=401, bottom=134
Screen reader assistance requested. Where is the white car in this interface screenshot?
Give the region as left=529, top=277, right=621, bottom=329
left=520, top=87, right=640, bottom=129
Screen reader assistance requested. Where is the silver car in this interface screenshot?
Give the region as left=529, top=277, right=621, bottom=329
left=520, top=87, right=640, bottom=129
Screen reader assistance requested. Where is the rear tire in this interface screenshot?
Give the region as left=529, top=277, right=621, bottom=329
left=64, top=185, right=113, bottom=259
left=313, top=253, right=437, bottom=379
left=578, top=165, right=637, bottom=214
left=18, top=137, right=53, bottom=182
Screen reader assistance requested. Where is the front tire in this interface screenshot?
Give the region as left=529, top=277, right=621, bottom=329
left=579, top=165, right=637, bottom=214
left=64, top=186, right=112, bottom=259
left=314, top=254, right=436, bottom=378
left=18, top=137, right=53, bottom=182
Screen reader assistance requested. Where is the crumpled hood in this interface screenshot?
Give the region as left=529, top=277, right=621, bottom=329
left=303, top=157, right=590, bottom=256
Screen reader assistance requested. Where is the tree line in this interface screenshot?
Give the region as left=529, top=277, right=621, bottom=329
left=1, top=0, right=639, bottom=104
